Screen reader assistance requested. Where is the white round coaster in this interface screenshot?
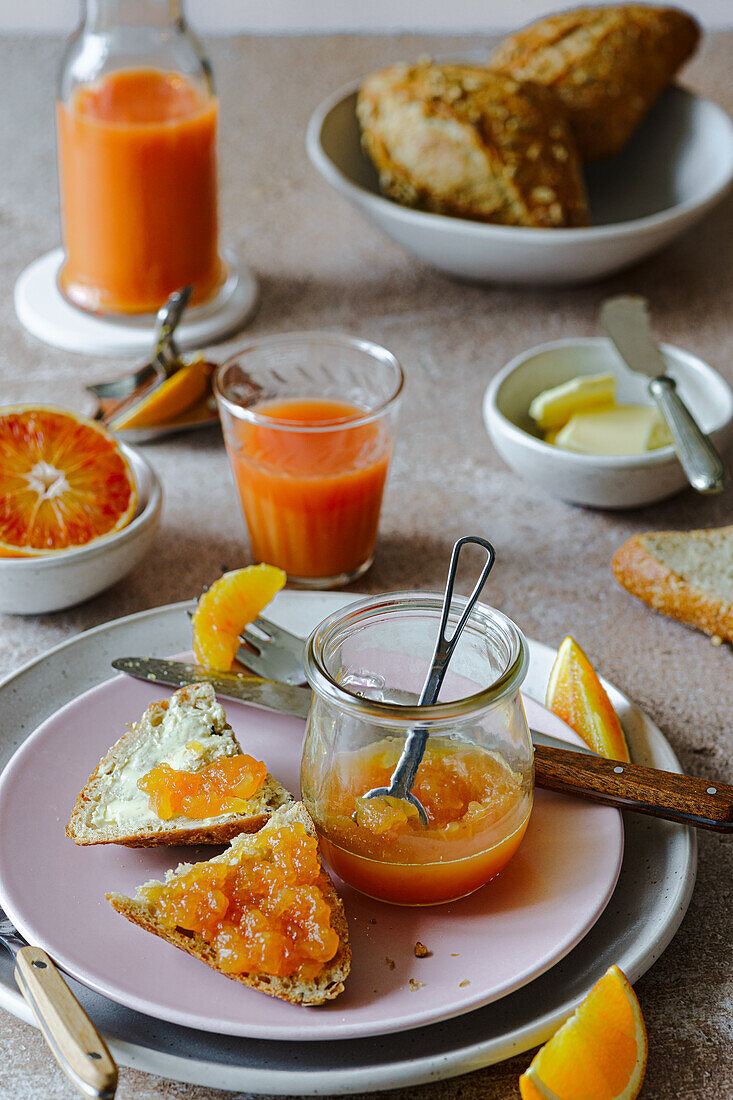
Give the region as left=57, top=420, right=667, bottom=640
left=14, top=248, right=259, bottom=357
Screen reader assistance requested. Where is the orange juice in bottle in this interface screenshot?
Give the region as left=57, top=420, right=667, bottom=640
left=56, top=1, right=223, bottom=315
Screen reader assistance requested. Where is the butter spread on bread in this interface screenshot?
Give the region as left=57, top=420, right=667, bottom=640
left=66, top=683, right=293, bottom=847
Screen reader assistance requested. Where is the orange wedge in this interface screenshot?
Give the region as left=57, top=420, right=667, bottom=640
left=519, top=965, right=647, bottom=1100
left=546, top=636, right=630, bottom=762
left=0, top=405, right=137, bottom=557
left=192, top=564, right=287, bottom=671
left=110, top=357, right=213, bottom=430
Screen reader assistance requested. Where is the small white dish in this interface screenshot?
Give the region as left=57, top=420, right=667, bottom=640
left=14, top=248, right=259, bottom=356
left=307, top=83, right=733, bottom=286
left=0, top=445, right=162, bottom=614
left=483, top=338, right=733, bottom=509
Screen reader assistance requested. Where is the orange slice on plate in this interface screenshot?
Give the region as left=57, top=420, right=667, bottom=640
left=110, top=357, right=213, bottom=431
left=546, top=636, right=630, bottom=762
left=0, top=405, right=138, bottom=557
left=519, top=964, right=647, bottom=1100
left=192, top=564, right=287, bottom=671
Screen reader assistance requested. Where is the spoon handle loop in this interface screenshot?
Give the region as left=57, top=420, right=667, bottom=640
left=419, top=535, right=496, bottom=705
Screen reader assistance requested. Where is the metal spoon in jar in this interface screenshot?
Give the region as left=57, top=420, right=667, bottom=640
left=354, top=535, right=496, bottom=827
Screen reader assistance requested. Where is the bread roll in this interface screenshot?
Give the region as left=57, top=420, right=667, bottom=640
left=357, top=62, right=589, bottom=227
left=491, top=6, right=700, bottom=160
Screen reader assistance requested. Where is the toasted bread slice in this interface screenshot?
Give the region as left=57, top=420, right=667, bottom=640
left=612, top=526, right=733, bottom=641
left=491, top=6, right=700, bottom=160
left=67, top=683, right=293, bottom=847
left=358, top=62, right=588, bottom=227
left=107, top=802, right=351, bottom=1006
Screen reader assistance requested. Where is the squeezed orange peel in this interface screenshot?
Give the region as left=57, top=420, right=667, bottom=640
left=110, top=357, right=213, bottom=430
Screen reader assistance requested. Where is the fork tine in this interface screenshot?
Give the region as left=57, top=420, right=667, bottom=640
left=251, top=615, right=304, bottom=648
left=239, top=624, right=265, bottom=650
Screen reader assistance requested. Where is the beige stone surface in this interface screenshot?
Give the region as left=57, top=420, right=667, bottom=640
left=0, top=29, right=732, bottom=1100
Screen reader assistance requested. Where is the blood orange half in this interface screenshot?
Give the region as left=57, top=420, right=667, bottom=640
left=0, top=405, right=138, bottom=557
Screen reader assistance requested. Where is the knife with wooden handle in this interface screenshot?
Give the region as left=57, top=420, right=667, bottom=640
left=112, top=657, right=733, bottom=833
left=9, top=939, right=117, bottom=1098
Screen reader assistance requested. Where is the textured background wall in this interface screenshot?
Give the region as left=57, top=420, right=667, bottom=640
left=0, top=0, right=730, bottom=34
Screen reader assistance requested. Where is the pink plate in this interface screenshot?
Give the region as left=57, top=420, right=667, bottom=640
left=0, top=672, right=623, bottom=1042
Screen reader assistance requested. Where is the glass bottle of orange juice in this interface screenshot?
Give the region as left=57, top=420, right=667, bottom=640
left=56, top=1, right=224, bottom=315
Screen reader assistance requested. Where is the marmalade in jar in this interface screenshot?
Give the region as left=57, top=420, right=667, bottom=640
left=141, top=822, right=340, bottom=978
left=313, top=737, right=532, bottom=905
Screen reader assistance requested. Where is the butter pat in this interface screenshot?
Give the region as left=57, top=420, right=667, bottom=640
left=555, top=405, right=673, bottom=455
left=529, top=372, right=616, bottom=430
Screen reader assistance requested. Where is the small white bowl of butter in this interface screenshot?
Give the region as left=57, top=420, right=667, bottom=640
left=483, top=338, right=733, bottom=509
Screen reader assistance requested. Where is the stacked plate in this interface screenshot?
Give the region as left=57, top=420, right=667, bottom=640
left=0, top=592, right=695, bottom=1093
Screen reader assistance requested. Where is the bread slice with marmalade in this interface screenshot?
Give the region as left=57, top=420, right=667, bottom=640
left=107, top=802, right=351, bottom=1006
left=67, top=683, right=292, bottom=847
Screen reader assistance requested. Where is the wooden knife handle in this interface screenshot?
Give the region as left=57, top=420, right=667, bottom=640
left=533, top=746, right=733, bottom=832
left=14, top=946, right=117, bottom=1098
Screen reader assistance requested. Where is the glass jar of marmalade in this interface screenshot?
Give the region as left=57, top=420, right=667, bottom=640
left=301, top=592, right=533, bottom=905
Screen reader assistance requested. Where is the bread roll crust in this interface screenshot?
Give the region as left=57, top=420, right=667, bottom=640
left=612, top=528, right=733, bottom=641
left=491, top=6, right=700, bottom=160
left=358, top=62, right=588, bottom=227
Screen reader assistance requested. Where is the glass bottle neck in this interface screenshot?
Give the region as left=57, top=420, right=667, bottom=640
left=83, top=0, right=184, bottom=31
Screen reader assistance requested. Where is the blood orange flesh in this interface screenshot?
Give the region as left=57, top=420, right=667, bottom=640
left=0, top=405, right=138, bottom=556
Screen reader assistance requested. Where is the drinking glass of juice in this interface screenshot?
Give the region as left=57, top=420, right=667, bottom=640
left=56, top=1, right=224, bottom=315
left=214, top=333, right=404, bottom=587
left=300, top=592, right=533, bottom=905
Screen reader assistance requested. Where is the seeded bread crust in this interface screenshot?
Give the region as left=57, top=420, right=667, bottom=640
left=491, top=6, right=700, bottom=161
left=107, top=802, right=351, bottom=1006
left=612, top=528, right=733, bottom=641
left=66, top=683, right=293, bottom=847
left=358, top=62, right=588, bottom=227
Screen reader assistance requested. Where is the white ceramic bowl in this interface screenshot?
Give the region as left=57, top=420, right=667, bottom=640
left=307, top=82, right=733, bottom=286
left=0, top=445, right=162, bottom=614
left=483, top=338, right=733, bottom=509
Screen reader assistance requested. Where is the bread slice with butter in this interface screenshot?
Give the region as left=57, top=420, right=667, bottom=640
left=107, top=802, right=351, bottom=1006
left=67, top=683, right=293, bottom=847
left=612, top=526, right=733, bottom=642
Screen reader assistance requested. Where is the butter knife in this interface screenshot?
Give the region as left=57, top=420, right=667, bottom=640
left=600, top=295, right=725, bottom=494
left=113, top=657, right=733, bottom=832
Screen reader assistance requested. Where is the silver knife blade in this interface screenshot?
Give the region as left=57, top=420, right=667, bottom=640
left=112, top=657, right=312, bottom=719
left=112, top=657, right=598, bottom=756
left=600, top=295, right=668, bottom=380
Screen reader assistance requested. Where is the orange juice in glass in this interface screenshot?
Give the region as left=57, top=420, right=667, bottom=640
left=214, top=333, right=403, bottom=586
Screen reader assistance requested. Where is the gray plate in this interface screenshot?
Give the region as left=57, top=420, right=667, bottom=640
left=0, top=594, right=696, bottom=1094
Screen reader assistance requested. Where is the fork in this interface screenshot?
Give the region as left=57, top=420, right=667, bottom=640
left=0, top=907, right=117, bottom=1097
left=235, top=616, right=306, bottom=685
